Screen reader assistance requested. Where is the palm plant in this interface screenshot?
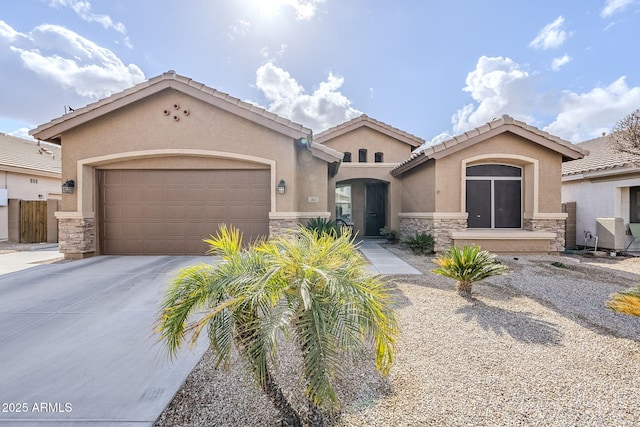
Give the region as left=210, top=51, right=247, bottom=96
left=431, top=245, right=507, bottom=297
left=156, top=225, right=398, bottom=426
left=402, top=232, right=435, bottom=255
left=606, top=286, right=640, bottom=317
left=305, top=217, right=341, bottom=237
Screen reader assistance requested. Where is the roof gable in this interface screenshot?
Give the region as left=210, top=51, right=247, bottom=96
left=0, top=132, right=61, bottom=176
left=31, top=71, right=311, bottom=143
left=562, top=135, right=639, bottom=177
left=30, top=71, right=342, bottom=164
left=392, top=115, right=587, bottom=176
left=314, top=114, right=424, bottom=148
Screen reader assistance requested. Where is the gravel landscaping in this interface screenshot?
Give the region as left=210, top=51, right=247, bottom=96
left=155, top=247, right=640, bottom=426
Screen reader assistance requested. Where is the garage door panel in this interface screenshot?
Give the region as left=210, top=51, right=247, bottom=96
left=122, top=239, right=145, bottom=254
left=104, top=223, right=123, bottom=238
left=123, top=205, right=145, bottom=220
left=143, top=187, right=164, bottom=202
left=103, top=239, right=123, bottom=254
left=124, top=187, right=143, bottom=201
left=99, top=169, right=270, bottom=255
left=123, top=222, right=145, bottom=237
left=103, top=205, right=122, bottom=220
left=103, top=187, right=123, bottom=202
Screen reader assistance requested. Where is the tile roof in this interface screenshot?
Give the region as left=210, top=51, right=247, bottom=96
left=562, top=135, right=639, bottom=176
left=391, top=115, right=587, bottom=176
left=314, top=114, right=425, bottom=148
left=30, top=71, right=313, bottom=143
left=0, top=132, right=61, bottom=175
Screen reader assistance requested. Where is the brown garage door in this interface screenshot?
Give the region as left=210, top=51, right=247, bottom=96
left=98, top=169, right=270, bottom=255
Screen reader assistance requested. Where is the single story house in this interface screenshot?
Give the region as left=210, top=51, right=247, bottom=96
left=0, top=132, right=61, bottom=243
left=562, top=135, right=640, bottom=251
left=30, top=72, right=586, bottom=258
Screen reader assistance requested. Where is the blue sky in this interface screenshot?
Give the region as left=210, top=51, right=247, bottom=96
left=1, top=0, right=639, bottom=145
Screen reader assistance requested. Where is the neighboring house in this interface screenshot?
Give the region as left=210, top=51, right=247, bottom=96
left=562, top=135, right=640, bottom=251
left=0, top=132, right=61, bottom=242
left=30, top=72, right=585, bottom=258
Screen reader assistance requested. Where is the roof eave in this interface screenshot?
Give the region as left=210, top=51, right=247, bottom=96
left=562, top=165, right=640, bottom=180
left=315, top=116, right=424, bottom=148
left=308, top=141, right=343, bottom=163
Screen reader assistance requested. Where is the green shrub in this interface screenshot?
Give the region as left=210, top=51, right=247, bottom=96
left=306, top=217, right=341, bottom=237
left=431, top=245, right=508, bottom=297
left=379, top=226, right=397, bottom=241
left=551, top=261, right=568, bottom=269
left=402, top=232, right=435, bottom=255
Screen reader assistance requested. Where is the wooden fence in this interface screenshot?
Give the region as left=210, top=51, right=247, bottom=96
left=20, top=200, right=48, bottom=243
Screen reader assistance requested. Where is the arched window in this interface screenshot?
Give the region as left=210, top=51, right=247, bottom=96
left=466, top=164, right=522, bottom=229
left=343, top=152, right=352, bottom=162
left=374, top=152, right=383, bottom=163
left=358, top=149, right=367, bottom=163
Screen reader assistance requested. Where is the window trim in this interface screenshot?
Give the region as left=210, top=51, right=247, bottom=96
left=358, top=149, right=367, bottom=163
left=465, top=163, right=523, bottom=229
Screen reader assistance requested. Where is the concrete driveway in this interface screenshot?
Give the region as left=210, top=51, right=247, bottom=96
left=0, top=255, right=211, bottom=426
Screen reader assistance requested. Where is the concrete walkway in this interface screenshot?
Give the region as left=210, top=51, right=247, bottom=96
left=0, top=246, right=63, bottom=275
left=359, top=240, right=422, bottom=275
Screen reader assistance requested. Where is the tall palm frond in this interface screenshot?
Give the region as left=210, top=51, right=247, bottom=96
left=606, top=286, right=640, bottom=317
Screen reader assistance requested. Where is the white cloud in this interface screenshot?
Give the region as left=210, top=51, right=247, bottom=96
left=452, top=56, right=536, bottom=134
left=0, top=20, right=145, bottom=125
left=48, top=0, right=127, bottom=34
left=260, top=44, right=287, bottom=60
left=253, top=0, right=326, bottom=20
left=529, top=16, right=571, bottom=50
left=448, top=56, right=640, bottom=143
left=551, top=54, right=572, bottom=71
left=601, top=0, right=635, bottom=17
left=8, top=127, right=35, bottom=140
left=255, top=62, right=361, bottom=131
left=284, top=0, right=325, bottom=20
left=544, top=77, right=640, bottom=142
left=227, top=19, right=251, bottom=40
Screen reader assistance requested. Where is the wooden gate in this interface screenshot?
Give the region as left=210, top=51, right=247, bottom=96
left=20, top=200, right=48, bottom=243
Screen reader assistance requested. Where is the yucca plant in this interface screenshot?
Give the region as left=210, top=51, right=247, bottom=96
left=156, top=225, right=398, bottom=426
left=431, top=245, right=508, bottom=297
left=606, top=286, right=640, bottom=317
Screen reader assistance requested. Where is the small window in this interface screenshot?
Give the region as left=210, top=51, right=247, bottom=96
left=374, top=152, right=383, bottom=163
left=358, top=149, right=367, bottom=163
left=30, top=178, right=38, bottom=184
left=343, top=152, right=352, bottom=163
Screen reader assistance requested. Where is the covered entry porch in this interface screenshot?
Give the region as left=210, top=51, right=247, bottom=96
left=335, top=178, right=390, bottom=237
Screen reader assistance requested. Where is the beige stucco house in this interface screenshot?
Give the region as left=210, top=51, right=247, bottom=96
left=30, top=72, right=586, bottom=258
left=0, top=132, right=61, bottom=243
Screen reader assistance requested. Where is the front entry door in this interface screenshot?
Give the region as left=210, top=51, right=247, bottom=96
left=466, top=180, right=491, bottom=228
left=466, top=179, right=521, bottom=228
left=365, top=183, right=387, bottom=236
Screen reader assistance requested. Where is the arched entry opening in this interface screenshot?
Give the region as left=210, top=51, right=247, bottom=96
left=335, top=178, right=389, bottom=237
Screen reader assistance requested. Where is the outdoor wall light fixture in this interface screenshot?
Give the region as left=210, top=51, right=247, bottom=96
left=62, top=179, right=75, bottom=194
left=277, top=179, right=286, bottom=194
